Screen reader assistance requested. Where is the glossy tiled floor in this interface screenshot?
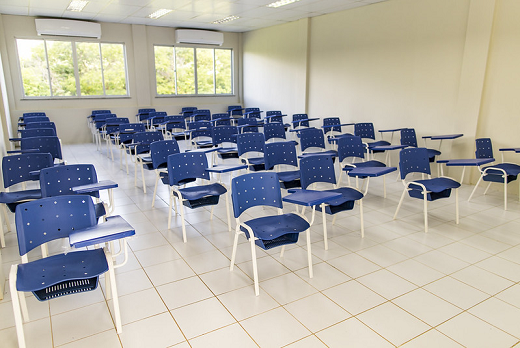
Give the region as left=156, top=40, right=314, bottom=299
left=2, top=142, right=520, bottom=347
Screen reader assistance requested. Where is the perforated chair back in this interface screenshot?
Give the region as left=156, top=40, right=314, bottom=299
left=212, top=113, right=232, bottom=126
left=2, top=153, right=53, bottom=189
left=119, top=123, right=145, bottom=134
left=238, top=117, right=259, bottom=133
left=228, top=105, right=243, bottom=117
left=399, top=147, right=431, bottom=179
left=167, top=152, right=210, bottom=186
left=21, top=136, right=63, bottom=161
left=94, top=114, right=117, bottom=129
left=293, top=113, right=309, bottom=128
left=182, top=107, right=197, bottom=119
left=245, top=107, right=261, bottom=119
left=265, top=110, right=283, bottom=124
left=299, top=155, right=337, bottom=189
left=25, top=122, right=56, bottom=131
left=19, top=128, right=56, bottom=138
left=138, top=108, right=155, bottom=114
left=323, top=117, right=341, bottom=134
left=264, top=122, right=286, bottom=141
left=193, top=109, right=211, bottom=122
left=237, top=133, right=265, bottom=156
left=23, top=112, right=46, bottom=118
left=40, top=164, right=100, bottom=199
left=92, top=109, right=111, bottom=115
left=150, top=140, right=180, bottom=169
left=337, top=135, right=366, bottom=161
left=212, top=126, right=238, bottom=146
left=231, top=172, right=282, bottom=218
left=400, top=128, right=418, bottom=147
left=354, top=123, right=376, bottom=140
left=300, top=128, right=326, bottom=152
left=15, top=195, right=97, bottom=255
left=105, top=118, right=129, bottom=134
left=23, top=117, right=49, bottom=124
left=475, top=138, right=494, bottom=159
left=188, top=121, right=211, bottom=130
left=132, top=131, right=164, bottom=154
left=264, top=141, right=298, bottom=170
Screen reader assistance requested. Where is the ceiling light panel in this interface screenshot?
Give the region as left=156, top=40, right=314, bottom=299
left=212, top=15, right=240, bottom=24
left=267, top=0, right=301, bottom=8
left=67, top=0, right=89, bottom=12
left=148, top=9, right=173, bottom=19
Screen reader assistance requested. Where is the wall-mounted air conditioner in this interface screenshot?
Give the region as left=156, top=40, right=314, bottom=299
left=35, top=19, right=102, bottom=39
left=175, top=29, right=224, bottom=46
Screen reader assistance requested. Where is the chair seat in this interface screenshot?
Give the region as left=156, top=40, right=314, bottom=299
left=300, top=150, right=338, bottom=158
left=0, top=189, right=42, bottom=204
left=344, top=160, right=386, bottom=171
left=242, top=157, right=265, bottom=171
left=241, top=213, right=310, bottom=249
left=16, top=249, right=108, bottom=299
left=314, top=187, right=363, bottom=214
left=410, top=177, right=461, bottom=193
left=368, top=140, right=391, bottom=149
left=276, top=171, right=301, bottom=189
left=178, top=183, right=227, bottom=201
left=482, top=163, right=520, bottom=181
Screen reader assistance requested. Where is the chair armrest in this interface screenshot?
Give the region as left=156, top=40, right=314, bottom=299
left=69, top=215, right=135, bottom=248
left=72, top=180, right=118, bottom=194
left=283, top=189, right=342, bottom=207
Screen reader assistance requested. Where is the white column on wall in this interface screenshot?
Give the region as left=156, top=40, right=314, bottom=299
left=131, top=24, right=152, bottom=108
left=451, top=0, right=497, bottom=184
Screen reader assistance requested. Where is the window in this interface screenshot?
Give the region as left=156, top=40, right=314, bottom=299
left=16, top=39, right=128, bottom=98
left=154, top=45, right=233, bottom=96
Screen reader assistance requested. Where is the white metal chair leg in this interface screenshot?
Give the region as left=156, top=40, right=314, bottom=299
left=359, top=199, right=364, bottom=238
left=140, top=162, right=147, bottom=194
left=468, top=174, right=484, bottom=202
left=179, top=199, right=188, bottom=243
left=423, top=192, right=428, bottom=233
left=393, top=188, right=407, bottom=220
left=455, top=188, right=459, bottom=224
left=225, top=192, right=232, bottom=232
left=10, top=266, right=27, bottom=348
left=152, top=172, right=160, bottom=208
left=504, top=177, right=508, bottom=211
left=321, top=204, right=328, bottom=250
left=106, top=251, right=122, bottom=334
left=280, top=245, right=285, bottom=258
left=250, top=237, right=260, bottom=296
left=229, top=228, right=240, bottom=271
left=483, top=181, right=492, bottom=195
left=306, top=228, right=313, bottom=278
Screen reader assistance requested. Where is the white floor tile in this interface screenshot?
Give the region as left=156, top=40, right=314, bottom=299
left=188, top=323, right=258, bottom=348
left=357, top=269, right=417, bottom=300
left=323, top=280, right=385, bottom=315
left=217, top=286, right=279, bottom=321
left=119, top=312, right=185, bottom=348
left=316, top=317, right=393, bottom=348
left=156, top=276, right=214, bottom=310
left=423, top=277, right=489, bottom=309
left=260, top=273, right=318, bottom=305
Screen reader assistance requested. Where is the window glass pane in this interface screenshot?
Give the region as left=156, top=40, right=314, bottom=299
left=196, top=48, right=214, bottom=94
left=215, top=49, right=232, bottom=94
left=154, top=46, right=175, bottom=95
left=76, top=42, right=103, bottom=96
left=46, top=41, right=75, bottom=96
left=16, top=39, right=51, bottom=97
left=175, top=47, right=195, bottom=95
left=101, top=43, right=127, bottom=95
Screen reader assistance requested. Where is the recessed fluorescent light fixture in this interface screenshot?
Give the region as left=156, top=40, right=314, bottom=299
left=148, top=9, right=172, bottom=19
left=267, top=0, right=300, bottom=8
left=67, top=0, right=89, bottom=12
left=212, top=15, right=239, bottom=24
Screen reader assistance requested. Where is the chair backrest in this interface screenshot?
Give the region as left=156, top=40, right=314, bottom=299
left=265, top=110, right=283, bottom=124
left=231, top=172, right=282, bottom=218
left=21, top=136, right=63, bottom=161
left=182, top=107, right=197, bottom=119
left=149, top=111, right=167, bottom=118
left=299, top=155, right=337, bottom=188
left=238, top=117, right=259, bottom=133
left=23, top=112, right=46, bottom=118
left=92, top=109, right=111, bottom=115
left=150, top=140, right=180, bottom=169
left=354, top=123, right=376, bottom=140
left=120, top=123, right=146, bottom=133
left=25, top=122, right=56, bottom=131
left=245, top=107, right=261, bottom=119
left=399, top=147, right=431, bottom=179
left=337, top=135, right=365, bottom=162
left=95, top=114, right=117, bottom=129
left=194, top=111, right=211, bottom=122
left=164, top=115, right=186, bottom=130
left=20, top=128, right=56, bottom=138
left=138, top=108, right=155, bottom=114
left=293, top=114, right=309, bottom=128
left=400, top=128, right=418, bottom=148
left=133, top=131, right=164, bottom=154
left=23, top=117, right=49, bottom=124
left=105, top=118, right=130, bottom=134
left=167, top=152, right=210, bottom=186
left=212, top=125, right=238, bottom=146
left=264, top=122, right=286, bottom=141
left=237, top=132, right=265, bottom=156
left=188, top=121, right=211, bottom=130
left=323, top=117, right=341, bottom=134
left=40, top=164, right=100, bottom=199
left=15, top=195, right=97, bottom=255
left=228, top=105, right=243, bottom=117
left=300, top=128, right=326, bottom=152
left=264, top=141, right=298, bottom=170
left=475, top=138, right=494, bottom=159
left=212, top=113, right=231, bottom=126
left=2, top=153, right=53, bottom=189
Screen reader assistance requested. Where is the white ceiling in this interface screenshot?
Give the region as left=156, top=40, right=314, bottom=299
left=0, top=0, right=389, bottom=32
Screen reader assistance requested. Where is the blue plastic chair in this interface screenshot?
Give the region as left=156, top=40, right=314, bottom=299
left=264, top=122, right=287, bottom=142
left=265, top=110, right=285, bottom=124
left=244, top=107, right=262, bottom=119
left=192, top=109, right=211, bottom=123
left=9, top=195, right=124, bottom=347
left=394, top=147, right=460, bottom=232
left=322, top=117, right=344, bottom=136
left=20, top=136, right=64, bottom=163
left=147, top=140, right=180, bottom=208
left=212, top=125, right=239, bottom=162
left=264, top=141, right=301, bottom=189
left=237, top=132, right=265, bottom=172
left=299, top=128, right=338, bottom=158
left=354, top=123, right=390, bottom=155
left=166, top=152, right=227, bottom=242
left=227, top=105, right=243, bottom=117
left=468, top=138, right=520, bottom=210
left=0, top=153, right=53, bottom=248
left=39, top=164, right=111, bottom=219
left=292, top=113, right=311, bottom=129
left=136, top=108, right=156, bottom=122
left=182, top=107, right=198, bottom=121
left=300, top=155, right=365, bottom=240
left=18, top=128, right=56, bottom=138
left=212, top=113, right=233, bottom=126
left=337, top=135, right=386, bottom=185
left=116, top=123, right=146, bottom=170
left=237, top=117, right=260, bottom=133
left=188, top=122, right=213, bottom=149
left=229, top=172, right=312, bottom=296
left=131, top=131, right=164, bottom=192
left=24, top=122, right=56, bottom=132
left=400, top=128, right=440, bottom=162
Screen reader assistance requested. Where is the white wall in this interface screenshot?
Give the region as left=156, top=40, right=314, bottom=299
left=0, top=15, right=242, bottom=145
